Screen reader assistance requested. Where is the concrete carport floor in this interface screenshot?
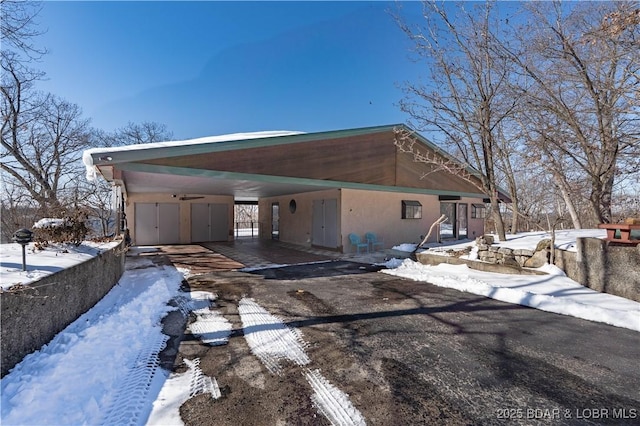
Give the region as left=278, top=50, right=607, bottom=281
left=138, top=238, right=387, bottom=274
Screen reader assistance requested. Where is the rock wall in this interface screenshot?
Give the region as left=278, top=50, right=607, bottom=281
left=1, top=240, right=126, bottom=377
left=431, top=236, right=639, bottom=302
left=557, top=238, right=640, bottom=302
left=476, top=235, right=550, bottom=268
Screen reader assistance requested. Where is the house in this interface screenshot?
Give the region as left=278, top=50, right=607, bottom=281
left=83, top=124, right=509, bottom=251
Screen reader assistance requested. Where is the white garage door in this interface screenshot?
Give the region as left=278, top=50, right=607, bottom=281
left=312, top=198, right=338, bottom=248
left=191, top=203, right=229, bottom=242
left=134, top=203, right=180, bottom=245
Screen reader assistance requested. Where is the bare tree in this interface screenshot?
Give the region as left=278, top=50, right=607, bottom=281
left=0, top=0, right=97, bottom=237
left=0, top=180, right=40, bottom=242
left=395, top=1, right=519, bottom=241
left=71, top=178, right=115, bottom=238
left=1, top=55, right=91, bottom=212
left=84, top=122, right=174, bottom=237
left=1, top=0, right=46, bottom=62
left=1, top=1, right=175, bottom=241
left=110, top=121, right=173, bottom=146
left=503, top=1, right=640, bottom=226
left=235, top=204, right=259, bottom=223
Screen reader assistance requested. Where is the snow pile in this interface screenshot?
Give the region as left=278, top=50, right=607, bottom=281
left=32, top=218, right=68, bottom=229
left=185, top=358, right=221, bottom=399
left=391, top=243, right=418, bottom=252
left=409, top=229, right=607, bottom=254
left=493, top=229, right=607, bottom=252
left=383, top=259, right=640, bottom=332
left=0, top=263, right=185, bottom=425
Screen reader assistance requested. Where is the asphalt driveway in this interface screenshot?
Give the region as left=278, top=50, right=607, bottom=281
left=168, top=261, right=640, bottom=425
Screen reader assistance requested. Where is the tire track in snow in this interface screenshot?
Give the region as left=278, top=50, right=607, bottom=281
left=238, top=298, right=366, bottom=424
left=146, top=289, right=226, bottom=425
left=185, top=358, right=221, bottom=399
left=101, top=333, right=169, bottom=426
left=146, top=357, right=221, bottom=425
left=238, top=298, right=310, bottom=374
left=189, top=311, right=233, bottom=345
left=305, top=369, right=367, bottom=426
left=174, top=290, right=217, bottom=316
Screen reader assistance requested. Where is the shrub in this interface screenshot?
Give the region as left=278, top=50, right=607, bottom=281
left=32, top=210, right=89, bottom=247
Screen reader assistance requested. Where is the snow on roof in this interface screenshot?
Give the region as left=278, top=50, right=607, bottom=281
left=82, top=130, right=304, bottom=180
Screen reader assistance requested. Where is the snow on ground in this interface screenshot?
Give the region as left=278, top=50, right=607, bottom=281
left=1, top=228, right=638, bottom=425
left=0, top=259, right=185, bottom=425
left=383, top=260, right=640, bottom=332
left=186, top=292, right=233, bottom=346
left=0, top=241, right=121, bottom=290
left=238, top=298, right=311, bottom=374
left=406, top=228, right=608, bottom=255
left=146, top=357, right=221, bottom=426
left=237, top=298, right=367, bottom=425
left=0, top=246, right=367, bottom=425
left=488, top=228, right=607, bottom=252
left=385, top=229, right=639, bottom=332
left=305, top=369, right=367, bottom=426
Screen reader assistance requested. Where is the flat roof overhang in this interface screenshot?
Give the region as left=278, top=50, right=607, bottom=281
left=110, top=162, right=489, bottom=199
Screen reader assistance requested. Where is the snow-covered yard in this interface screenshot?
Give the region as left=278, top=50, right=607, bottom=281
left=1, top=229, right=639, bottom=424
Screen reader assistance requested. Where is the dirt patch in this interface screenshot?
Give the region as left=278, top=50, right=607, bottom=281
left=187, top=271, right=261, bottom=301
left=176, top=271, right=331, bottom=426
left=379, top=357, right=471, bottom=425
left=287, top=289, right=335, bottom=315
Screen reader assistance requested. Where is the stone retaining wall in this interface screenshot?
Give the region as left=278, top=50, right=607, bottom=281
left=419, top=236, right=640, bottom=302
left=558, top=238, right=640, bottom=302
left=1, top=240, right=126, bottom=377
left=476, top=235, right=551, bottom=268
left=416, top=251, right=547, bottom=276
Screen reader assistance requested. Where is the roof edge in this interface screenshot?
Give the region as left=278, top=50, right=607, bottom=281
left=85, top=123, right=404, bottom=167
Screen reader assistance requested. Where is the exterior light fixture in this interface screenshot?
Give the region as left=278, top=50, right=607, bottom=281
left=12, top=228, right=33, bottom=271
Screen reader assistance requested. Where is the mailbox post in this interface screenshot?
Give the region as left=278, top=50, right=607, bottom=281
left=13, top=228, right=33, bottom=271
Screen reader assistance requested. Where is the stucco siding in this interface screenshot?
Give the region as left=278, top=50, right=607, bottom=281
left=341, top=191, right=486, bottom=252
left=259, top=189, right=341, bottom=248
left=259, top=189, right=487, bottom=253
left=341, top=189, right=443, bottom=252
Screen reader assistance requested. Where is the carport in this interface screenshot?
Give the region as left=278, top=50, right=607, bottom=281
left=83, top=124, right=506, bottom=250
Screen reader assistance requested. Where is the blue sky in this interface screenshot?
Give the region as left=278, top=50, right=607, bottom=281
left=35, top=1, right=424, bottom=140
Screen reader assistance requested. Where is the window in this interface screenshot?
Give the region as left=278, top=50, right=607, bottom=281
left=472, top=203, right=486, bottom=219
left=402, top=200, right=422, bottom=219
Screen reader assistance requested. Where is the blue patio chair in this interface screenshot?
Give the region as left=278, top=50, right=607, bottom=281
left=365, top=232, right=384, bottom=252
left=348, top=233, right=369, bottom=254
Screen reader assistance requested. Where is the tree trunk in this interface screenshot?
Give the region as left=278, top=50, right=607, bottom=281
left=591, top=172, right=615, bottom=224
left=490, top=195, right=507, bottom=241
left=551, top=171, right=582, bottom=229
left=510, top=197, right=519, bottom=234
left=504, top=169, right=519, bottom=233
